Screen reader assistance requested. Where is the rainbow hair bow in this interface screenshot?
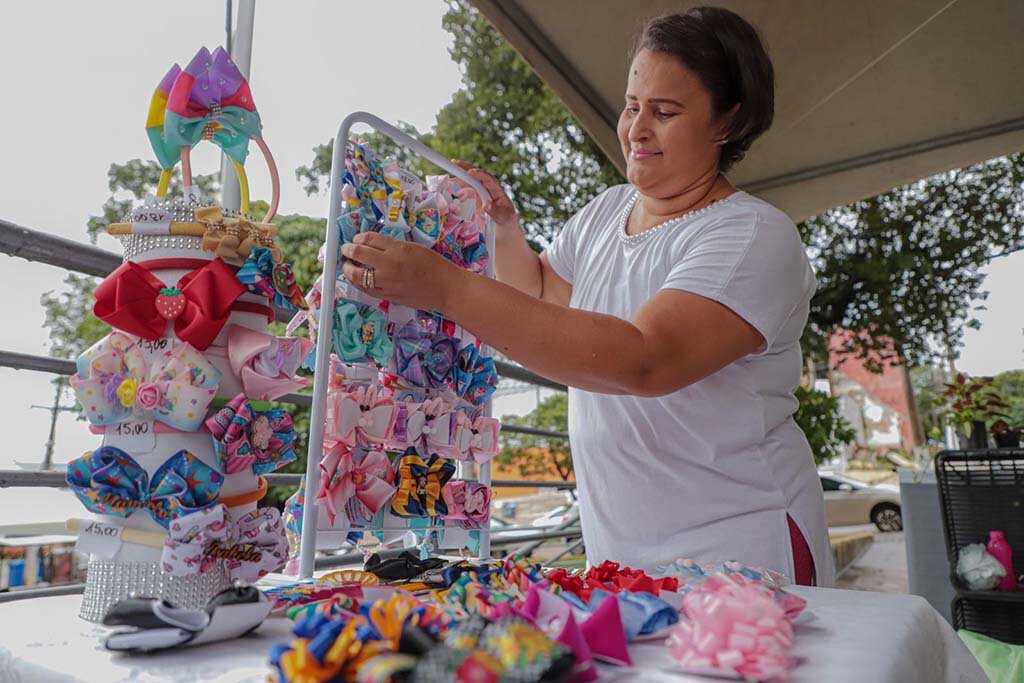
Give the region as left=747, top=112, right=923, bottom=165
left=237, top=247, right=308, bottom=311
left=66, top=447, right=222, bottom=527
left=163, top=46, right=261, bottom=164
left=70, top=332, right=221, bottom=432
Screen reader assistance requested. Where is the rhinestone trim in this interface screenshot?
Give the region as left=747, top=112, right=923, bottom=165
left=118, top=234, right=206, bottom=261
left=79, top=559, right=231, bottom=622
left=120, top=199, right=254, bottom=225
left=616, top=190, right=736, bottom=245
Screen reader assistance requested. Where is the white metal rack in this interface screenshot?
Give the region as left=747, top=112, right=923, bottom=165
left=297, top=112, right=495, bottom=579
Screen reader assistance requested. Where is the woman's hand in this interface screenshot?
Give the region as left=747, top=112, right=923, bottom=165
left=341, top=233, right=466, bottom=312
left=452, top=160, right=520, bottom=232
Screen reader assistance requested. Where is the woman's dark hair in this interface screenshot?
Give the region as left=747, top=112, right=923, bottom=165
left=633, top=6, right=774, bottom=173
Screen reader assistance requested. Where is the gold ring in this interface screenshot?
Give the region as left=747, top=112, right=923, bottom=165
left=362, top=268, right=375, bottom=289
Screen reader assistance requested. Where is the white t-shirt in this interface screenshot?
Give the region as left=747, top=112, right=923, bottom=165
left=545, top=184, right=833, bottom=585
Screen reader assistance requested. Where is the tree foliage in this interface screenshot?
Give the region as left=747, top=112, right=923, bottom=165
left=801, top=154, right=1024, bottom=367
left=297, top=0, right=624, bottom=250
left=792, top=386, right=857, bottom=465
left=497, top=393, right=574, bottom=481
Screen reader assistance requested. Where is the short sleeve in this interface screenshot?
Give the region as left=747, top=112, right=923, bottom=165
left=543, top=207, right=584, bottom=285
left=660, top=210, right=815, bottom=354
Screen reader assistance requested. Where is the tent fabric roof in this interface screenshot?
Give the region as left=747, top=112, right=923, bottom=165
left=469, top=0, right=1024, bottom=221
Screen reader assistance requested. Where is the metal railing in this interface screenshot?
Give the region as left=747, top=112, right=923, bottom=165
left=0, top=219, right=582, bottom=597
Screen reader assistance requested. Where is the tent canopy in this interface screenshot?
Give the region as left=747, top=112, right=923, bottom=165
left=469, top=0, right=1024, bottom=221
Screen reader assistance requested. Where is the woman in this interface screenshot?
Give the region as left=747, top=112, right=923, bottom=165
left=341, top=6, right=831, bottom=585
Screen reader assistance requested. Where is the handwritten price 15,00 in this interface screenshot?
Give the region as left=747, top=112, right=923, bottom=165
left=114, top=422, right=150, bottom=436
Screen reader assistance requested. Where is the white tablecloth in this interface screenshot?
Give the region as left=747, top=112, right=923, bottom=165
left=0, top=586, right=987, bottom=683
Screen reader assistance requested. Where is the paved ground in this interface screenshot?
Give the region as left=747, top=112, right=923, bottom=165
left=835, top=529, right=909, bottom=593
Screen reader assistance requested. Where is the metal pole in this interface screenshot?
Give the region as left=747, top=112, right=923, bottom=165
left=220, top=0, right=255, bottom=211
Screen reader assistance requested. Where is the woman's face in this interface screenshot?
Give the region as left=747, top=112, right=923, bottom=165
left=617, top=49, right=724, bottom=198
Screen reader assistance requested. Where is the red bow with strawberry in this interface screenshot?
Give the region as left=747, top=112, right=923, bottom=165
left=94, top=258, right=245, bottom=350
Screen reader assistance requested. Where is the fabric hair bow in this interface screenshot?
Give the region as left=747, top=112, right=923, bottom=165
left=325, top=385, right=397, bottom=448
left=146, top=64, right=183, bottom=173
left=164, top=46, right=262, bottom=164
left=317, top=444, right=396, bottom=527
left=66, top=446, right=222, bottom=527
left=93, top=257, right=244, bottom=351
left=428, top=176, right=489, bottom=274
left=70, top=332, right=221, bottom=431
left=391, top=449, right=456, bottom=518
left=333, top=299, right=393, bottom=366
left=453, top=344, right=498, bottom=406
left=196, top=206, right=281, bottom=263
left=205, top=393, right=296, bottom=475
left=390, top=317, right=460, bottom=390
left=519, top=585, right=632, bottom=680
left=394, top=397, right=456, bottom=454
left=441, top=481, right=491, bottom=527
left=667, top=576, right=794, bottom=681
left=226, top=325, right=312, bottom=401
left=161, top=503, right=287, bottom=582
left=433, top=225, right=489, bottom=273
left=451, top=412, right=499, bottom=463
left=237, top=247, right=307, bottom=310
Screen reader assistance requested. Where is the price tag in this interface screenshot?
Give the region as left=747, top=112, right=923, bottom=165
left=135, top=337, right=171, bottom=362
left=130, top=195, right=172, bottom=235
left=182, top=185, right=201, bottom=207
left=107, top=418, right=157, bottom=453
left=75, top=520, right=124, bottom=559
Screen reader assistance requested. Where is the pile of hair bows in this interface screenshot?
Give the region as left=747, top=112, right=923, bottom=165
left=283, top=139, right=500, bottom=565
left=264, top=555, right=805, bottom=682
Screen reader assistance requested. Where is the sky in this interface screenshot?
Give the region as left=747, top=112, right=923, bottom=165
left=0, top=0, right=1021, bottom=479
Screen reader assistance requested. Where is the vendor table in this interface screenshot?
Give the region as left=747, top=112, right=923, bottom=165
left=0, top=586, right=986, bottom=682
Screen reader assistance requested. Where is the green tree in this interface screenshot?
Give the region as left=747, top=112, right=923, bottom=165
left=297, top=0, right=624, bottom=250
left=793, top=386, right=857, bottom=465
left=800, top=155, right=1024, bottom=369
left=991, top=369, right=1024, bottom=428
left=498, top=393, right=573, bottom=481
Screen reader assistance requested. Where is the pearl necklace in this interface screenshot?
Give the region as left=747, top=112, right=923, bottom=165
left=616, top=191, right=736, bottom=245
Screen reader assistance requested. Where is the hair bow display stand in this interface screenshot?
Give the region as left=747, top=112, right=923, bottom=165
left=297, top=112, right=495, bottom=580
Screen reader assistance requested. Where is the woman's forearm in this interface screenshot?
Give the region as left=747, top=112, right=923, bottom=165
left=493, top=225, right=543, bottom=298
left=439, top=267, right=652, bottom=395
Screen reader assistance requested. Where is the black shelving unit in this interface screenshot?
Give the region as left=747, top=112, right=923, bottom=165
left=936, top=449, right=1024, bottom=644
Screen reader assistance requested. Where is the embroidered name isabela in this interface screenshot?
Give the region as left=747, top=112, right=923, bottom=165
left=203, top=540, right=263, bottom=563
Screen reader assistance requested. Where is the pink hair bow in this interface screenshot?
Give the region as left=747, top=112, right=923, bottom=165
left=667, top=573, right=794, bottom=681
left=442, top=481, right=492, bottom=527
left=161, top=504, right=287, bottom=582
left=452, top=412, right=500, bottom=463
left=324, top=385, right=397, bottom=448
left=520, top=584, right=632, bottom=682
left=401, top=397, right=456, bottom=454
left=205, top=393, right=296, bottom=475
left=70, top=331, right=220, bottom=432
left=316, top=444, right=396, bottom=526
left=227, top=325, right=312, bottom=401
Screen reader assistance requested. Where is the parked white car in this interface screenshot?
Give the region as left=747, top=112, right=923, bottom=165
left=819, top=471, right=902, bottom=532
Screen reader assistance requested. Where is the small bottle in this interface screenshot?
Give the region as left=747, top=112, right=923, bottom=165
left=987, top=531, right=1016, bottom=591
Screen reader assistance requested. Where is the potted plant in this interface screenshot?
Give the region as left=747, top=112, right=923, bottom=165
left=990, top=420, right=1022, bottom=449
left=934, top=373, right=1009, bottom=449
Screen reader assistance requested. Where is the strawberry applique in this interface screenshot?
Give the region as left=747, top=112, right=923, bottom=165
left=155, top=287, right=185, bottom=320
